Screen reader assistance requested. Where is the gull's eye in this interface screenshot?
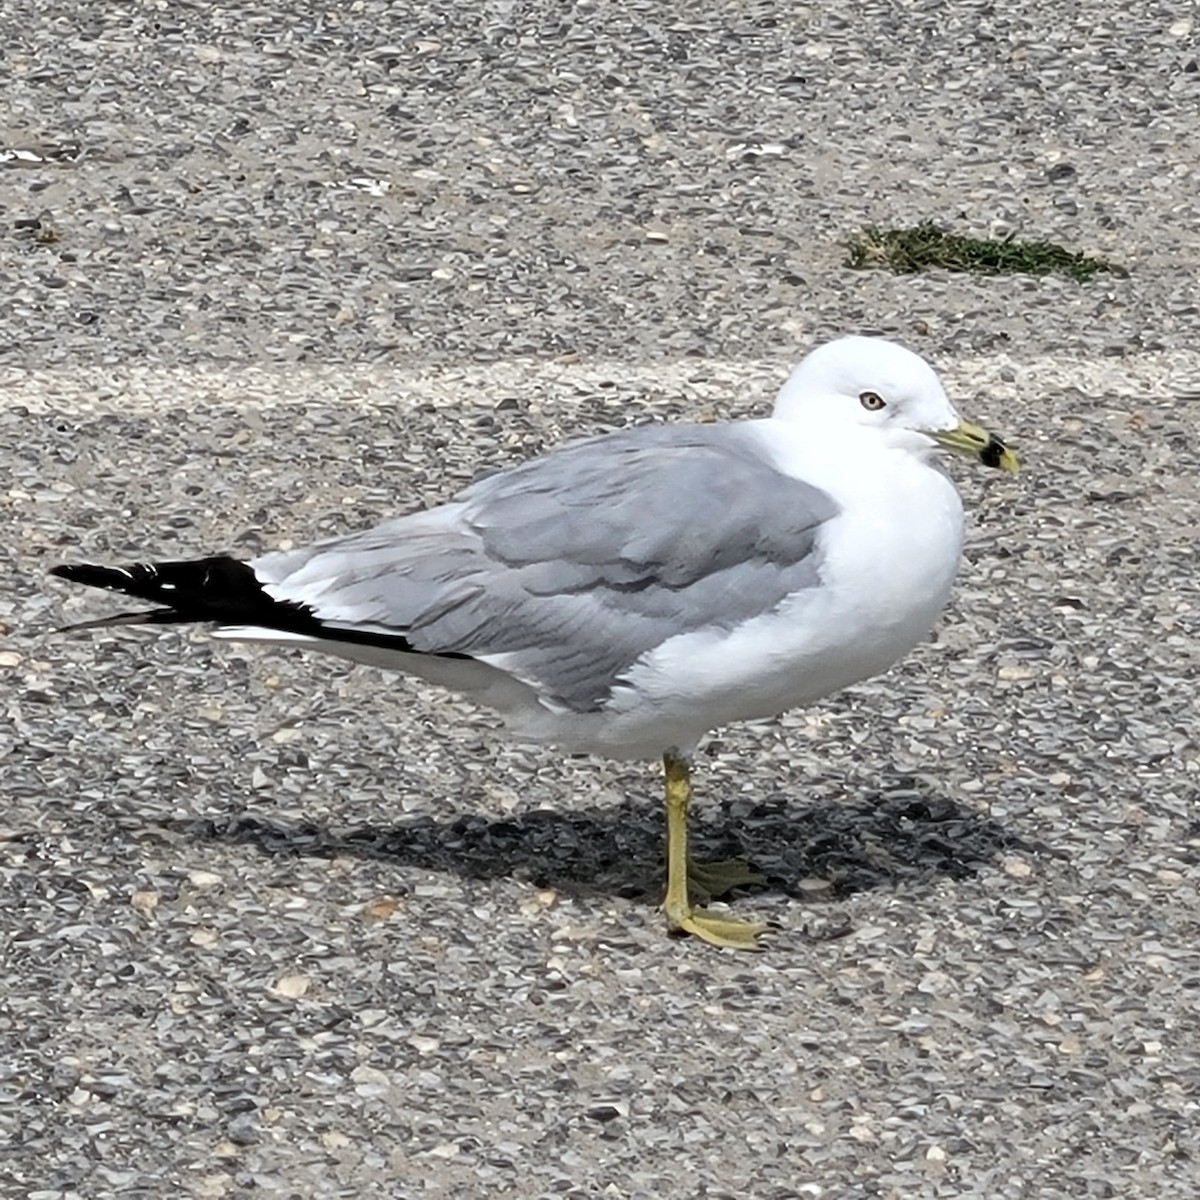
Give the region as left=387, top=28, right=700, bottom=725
left=859, top=391, right=886, bottom=411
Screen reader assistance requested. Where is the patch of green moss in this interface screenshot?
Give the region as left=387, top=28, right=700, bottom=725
left=846, top=222, right=1127, bottom=282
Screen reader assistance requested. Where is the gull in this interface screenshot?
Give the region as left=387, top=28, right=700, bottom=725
left=50, top=336, right=1017, bottom=949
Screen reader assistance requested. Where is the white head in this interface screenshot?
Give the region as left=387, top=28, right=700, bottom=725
left=774, top=336, right=1018, bottom=471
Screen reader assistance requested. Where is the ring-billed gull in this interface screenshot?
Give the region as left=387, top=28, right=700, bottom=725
left=50, top=336, right=1017, bottom=949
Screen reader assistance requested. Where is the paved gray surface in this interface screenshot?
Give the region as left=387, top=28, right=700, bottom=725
left=3, top=3, right=1200, bottom=1199
left=2, top=0, right=1199, bottom=367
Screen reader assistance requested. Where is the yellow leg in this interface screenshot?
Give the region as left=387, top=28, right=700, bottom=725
left=661, top=751, right=767, bottom=950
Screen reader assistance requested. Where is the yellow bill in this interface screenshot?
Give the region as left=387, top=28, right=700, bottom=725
left=932, top=420, right=1019, bottom=473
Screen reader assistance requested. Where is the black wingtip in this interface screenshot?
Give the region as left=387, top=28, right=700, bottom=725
left=51, top=561, right=197, bottom=633
left=50, top=554, right=469, bottom=662
left=50, top=563, right=136, bottom=589
left=50, top=555, right=307, bottom=629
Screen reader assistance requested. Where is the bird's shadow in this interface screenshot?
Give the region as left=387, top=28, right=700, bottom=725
left=164, top=778, right=1056, bottom=912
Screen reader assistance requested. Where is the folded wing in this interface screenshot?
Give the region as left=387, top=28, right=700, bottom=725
left=252, top=423, right=840, bottom=711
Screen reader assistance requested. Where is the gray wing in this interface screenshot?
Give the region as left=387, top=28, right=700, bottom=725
left=253, top=423, right=839, bottom=712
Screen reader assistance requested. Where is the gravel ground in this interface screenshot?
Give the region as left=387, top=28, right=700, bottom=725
left=2, top=0, right=1199, bottom=367
left=3, top=3, right=1200, bottom=1199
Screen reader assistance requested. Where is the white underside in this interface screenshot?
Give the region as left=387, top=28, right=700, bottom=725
left=215, top=417, right=966, bottom=762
